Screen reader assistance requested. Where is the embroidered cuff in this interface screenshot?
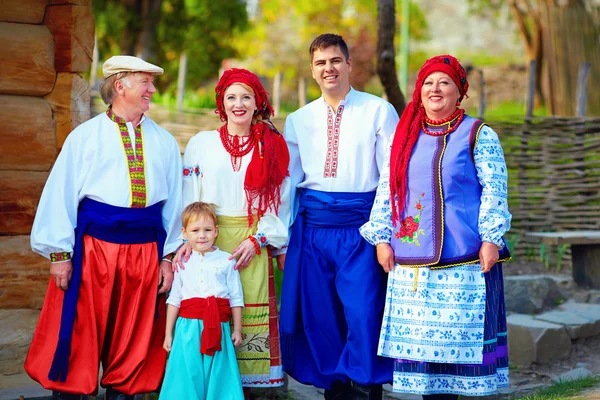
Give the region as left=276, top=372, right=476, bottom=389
left=162, top=253, right=175, bottom=263
left=253, top=232, right=269, bottom=248
left=50, top=252, right=71, bottom=263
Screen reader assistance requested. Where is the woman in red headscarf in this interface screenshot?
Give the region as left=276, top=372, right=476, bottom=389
left=360, top=55, right=512, bottom=399
left=176, top=69, right=289, bottom=392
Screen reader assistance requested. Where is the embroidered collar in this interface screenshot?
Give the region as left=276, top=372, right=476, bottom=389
left=106, top=106, right=146, bottom=127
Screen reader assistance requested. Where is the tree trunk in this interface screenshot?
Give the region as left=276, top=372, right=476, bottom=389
left=541, top=0, right=600, bottom=116
left=135, top=0, right=162, bottom=60
left=376, top=0, right=405, bottom=115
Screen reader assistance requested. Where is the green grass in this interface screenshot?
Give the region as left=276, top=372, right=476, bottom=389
left=516, top=376, right=600, bottom=400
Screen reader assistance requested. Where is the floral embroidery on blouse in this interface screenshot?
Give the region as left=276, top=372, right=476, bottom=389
left=183, top=165, right=201, bottom=177
left=254, top=231, right=269, bottom=248
left=360, top=125, right=511, bottom=252
left=50, top=252, right=71, bottom=262
left=396, top=192, right=426, bottom=246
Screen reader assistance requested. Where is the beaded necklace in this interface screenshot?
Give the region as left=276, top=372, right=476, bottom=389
left=219, top=125, right=256, bottom=172
left=421, top=108, right=465, bottom=136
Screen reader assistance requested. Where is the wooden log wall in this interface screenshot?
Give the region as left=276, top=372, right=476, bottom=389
left=497, top=117, right=600, bottom=268
left=0, top=0, right=94, bottom=309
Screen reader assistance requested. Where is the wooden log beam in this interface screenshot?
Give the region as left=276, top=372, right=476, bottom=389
left=0, top=95, right=56, bottom=171
left=44, top=4, right=94, bottom=72
left=44, top=73, right=91, bottom=149
left=0, top=171, right=49, bottom=234
left=0, top=236, right=48, bottom=309
left=0, top=22, right=55, bottom=96
left=51, top=0, right=91, bottom=5
left=0, top=0, right=49, bottom=24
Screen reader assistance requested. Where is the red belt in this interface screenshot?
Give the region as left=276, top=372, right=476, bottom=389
left=180, top=297, right=232, bottom=356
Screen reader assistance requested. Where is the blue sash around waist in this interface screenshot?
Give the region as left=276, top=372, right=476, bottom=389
left=280, top=189, right=375, bottom=366
left=48, top=198, right=166, bottom=382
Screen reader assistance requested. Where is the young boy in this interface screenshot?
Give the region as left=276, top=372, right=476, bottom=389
left=160, top=202, right=244, bottom=400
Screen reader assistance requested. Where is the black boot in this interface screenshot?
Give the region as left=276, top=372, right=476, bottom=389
left=52, top=391, right=82, bottom=400
left=105, top=387, right=134, bottom=400
left=324, top=380, right=350, bottom=400
left=348, top=382, right=383, bottom=400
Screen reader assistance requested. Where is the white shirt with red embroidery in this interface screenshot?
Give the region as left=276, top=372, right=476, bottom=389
left=277, top=87, right=399, bottom=252
left=182, top=130, right=289, bottom=250
left=30, top=112, right=183, bottom=260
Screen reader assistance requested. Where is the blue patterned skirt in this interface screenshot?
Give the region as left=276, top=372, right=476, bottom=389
left=378, top=263, right=509, bottom=396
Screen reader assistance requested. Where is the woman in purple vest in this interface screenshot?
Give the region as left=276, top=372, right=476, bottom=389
left=360, top=55, right=512, bottom=399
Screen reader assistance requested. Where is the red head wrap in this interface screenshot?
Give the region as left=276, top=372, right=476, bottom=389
left=214, top=68, right=289, bottom=226
left=389, top=55, right=469, bottom=225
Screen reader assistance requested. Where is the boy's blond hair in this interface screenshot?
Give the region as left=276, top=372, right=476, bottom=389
left=181, top=202, right=218, bottom=228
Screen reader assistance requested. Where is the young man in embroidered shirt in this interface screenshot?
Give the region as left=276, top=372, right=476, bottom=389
left=25, top=56, right=182, bottom=400
left=277, top=33, right=399, bottom=400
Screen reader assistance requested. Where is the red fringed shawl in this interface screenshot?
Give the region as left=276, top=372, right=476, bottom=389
left=215, top=68, right=290, bottom=226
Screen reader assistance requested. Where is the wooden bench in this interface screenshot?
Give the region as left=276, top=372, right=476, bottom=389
left=525, top=231, right=600, bottom=288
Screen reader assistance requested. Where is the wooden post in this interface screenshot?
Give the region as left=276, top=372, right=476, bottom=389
left=525, top=60, right=536, bottom=120
left=298, top=77, right=306, bottom=108
left=272, top=71, right=282, bottom=117
left=89, top=33, right=98, bottom=89
left=478, top=69, right=485, bottom=120
left=176, top=52, right=187, bottom=113
left=575, top=62, right=591, bottom=117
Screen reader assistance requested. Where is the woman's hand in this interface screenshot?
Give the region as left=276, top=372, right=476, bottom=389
left=479, top=242, right=499, bottom=273
left=376, top=243, right=395, bottom=273
left=229, top=239, right=257, bottom=270
left=50, top=261, right=72, bottom=291
left=173, top=242, right=192, bottom=272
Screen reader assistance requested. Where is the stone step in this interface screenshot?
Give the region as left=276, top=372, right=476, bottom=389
left=507, top=301, right=600, bottom=367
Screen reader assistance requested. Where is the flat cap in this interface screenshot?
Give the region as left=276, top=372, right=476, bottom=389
left=102, top=55, right=164, bottom=78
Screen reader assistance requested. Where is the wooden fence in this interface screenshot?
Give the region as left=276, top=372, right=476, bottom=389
left=494, top=116, right=600, bottom=268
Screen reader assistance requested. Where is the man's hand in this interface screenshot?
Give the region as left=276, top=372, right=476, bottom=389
left=173, top=242, right=192, bottom=272
left=479, top=242, right=499, bottom=273
left=376, top=243, right=395, bottom=273
left=158, top=260, right=174, bottom=293
left=50, top=261, right=73, bottom=291
left=275, top=253, right=286, bottom=272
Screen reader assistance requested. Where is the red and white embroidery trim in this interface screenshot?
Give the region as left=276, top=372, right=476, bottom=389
left=323, top=104, right=345, bottom=178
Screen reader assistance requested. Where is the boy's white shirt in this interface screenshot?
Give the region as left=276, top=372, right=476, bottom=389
left=167, top=247, right=244, bottom=308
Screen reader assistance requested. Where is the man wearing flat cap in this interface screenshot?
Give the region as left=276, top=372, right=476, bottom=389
left=25, top=56, right=182, bottom=400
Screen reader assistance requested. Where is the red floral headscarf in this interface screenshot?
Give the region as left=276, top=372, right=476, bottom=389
left=389, top=55, right=469, bottom=225
left=214, top=68, right=289, bottom=226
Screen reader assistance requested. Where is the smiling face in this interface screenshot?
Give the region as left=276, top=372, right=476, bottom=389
left=118, top=72, right=157, bottom=115
left=223, top=84, right=257, bottom=128
left=310, top=45, right=352, bottom=99
left=420, top=71, right=461, bottom=120
left=182, top=214, right=218, bottom=254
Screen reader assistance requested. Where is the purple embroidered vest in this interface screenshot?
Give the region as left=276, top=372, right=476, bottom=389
left=390, top=115, right=507, bottom=267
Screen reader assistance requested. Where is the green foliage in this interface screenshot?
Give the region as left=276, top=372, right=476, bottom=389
left=153, top=88, right=216, bottom=110
left=93, top=0, right=249, bottom=92
left=516, top=375, right=600, bottom=400
left=234, top=0, right=429, bottom=94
